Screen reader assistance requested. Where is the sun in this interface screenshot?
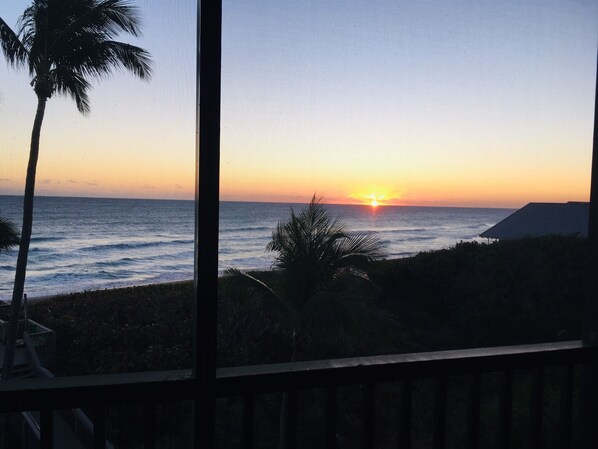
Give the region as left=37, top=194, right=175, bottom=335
left=367, top=193, right=383, bottom=207
left=349, top=190, right=397, bottom=207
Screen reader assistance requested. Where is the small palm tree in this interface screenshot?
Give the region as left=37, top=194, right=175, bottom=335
left=0, top=217, right=20, bottom=253
left=229, top=196, right=384, bottom=359
left=0, top=0, right=152, bottom=380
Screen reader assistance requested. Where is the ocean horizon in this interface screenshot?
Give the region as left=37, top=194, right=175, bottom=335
left=0, top=195, right=513, bottom=300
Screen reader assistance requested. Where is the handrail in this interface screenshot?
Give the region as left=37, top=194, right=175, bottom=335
left=0, top=370, right=192, bottom=412
left=26, top=318, right=53, bottom=336
left=217, top=340, right=597, bottom=394
left=0, top=340, right=596, bottom=414
left=217, top=341, right=598, bottom=396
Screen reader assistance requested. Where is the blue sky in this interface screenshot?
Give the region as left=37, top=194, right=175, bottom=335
left=1, top=1, right=597, bottom=206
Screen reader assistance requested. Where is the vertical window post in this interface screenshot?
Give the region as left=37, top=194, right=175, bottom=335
left=579, top=52, right=598, bottom=448
left=193, top=0, right=222, bottom=447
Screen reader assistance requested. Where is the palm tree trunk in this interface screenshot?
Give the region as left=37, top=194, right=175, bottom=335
left=1, top=94, right=47, bottom=381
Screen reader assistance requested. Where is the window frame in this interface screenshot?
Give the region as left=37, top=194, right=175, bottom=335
left=192, top=0, right=223, bottom=445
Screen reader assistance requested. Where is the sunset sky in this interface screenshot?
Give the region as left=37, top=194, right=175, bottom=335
left=1, top=1, right=596, bottom=207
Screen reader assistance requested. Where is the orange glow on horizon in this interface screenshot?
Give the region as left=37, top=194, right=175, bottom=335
left=348, top=188, right=401, bottom=207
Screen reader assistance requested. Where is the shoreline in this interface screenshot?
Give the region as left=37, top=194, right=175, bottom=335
left=1, top=278, right=195, bottom=305
left=0, top=250, right=451, bottom=305
left=1, top=235, right=524, bottom=305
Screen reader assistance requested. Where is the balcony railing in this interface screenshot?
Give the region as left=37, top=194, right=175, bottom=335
left=0, top=318, right=56, bottom=373
left=0, top=340, right=596, bottom=449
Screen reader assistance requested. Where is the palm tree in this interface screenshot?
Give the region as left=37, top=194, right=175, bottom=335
left=0, top=217, right=20, bottom=253
left=229, top=196, right=384, bottom=359
left=0, top=0, right=152, bottom=380
left=226, top=196, right=383, bottom=449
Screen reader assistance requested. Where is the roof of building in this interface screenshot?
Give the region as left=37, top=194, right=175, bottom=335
left=480, top=202, right=589, bottom=240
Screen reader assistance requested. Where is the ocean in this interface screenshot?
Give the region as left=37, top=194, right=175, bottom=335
left=0, top=195, right=513, bottom=300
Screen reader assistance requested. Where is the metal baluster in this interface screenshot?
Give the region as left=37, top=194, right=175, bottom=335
left=243, top=395, right=254, bottom=449
left=363, top=384, right=376, bottom=449
left=559, top=365, right=574, bottom=449
left=466, top=372, right=481, bottom=449
left=530, top=368, right=545, bottom=449
left=93, top=406, right=106, bottom=449
left=286, top=391, right=298, bottom=449
left=144, top=402, right=156, bottom=449
left=40, top=409, right=53, bottom=449
left=398, top=379, right=412, bottom=449
left=499, top=370, right=513, bottom=449
left=326, top=387, right=337, bottom=449
left=433, top=377, right=448, bottom=449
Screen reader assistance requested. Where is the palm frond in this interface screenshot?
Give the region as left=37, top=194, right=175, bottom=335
left=54, top=37, right=152, bottom=81
left=332, top=232, right=384, bottom=270
left=0, top=217, right=20, bottom=253
left=17, top=3, right=40, bottom=50
left=47, top=0, right=144, bottom=57
left=84, top=0, right=143, bottom=37
left=0, top=17, right=28, bottom=67
left=93, top=41, right=152, bottom=79
left=52, top=68, right=91, bottom=113
left=223, top=268, right=292, bottom=317
left=18, top=2, right=49, bottom=77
